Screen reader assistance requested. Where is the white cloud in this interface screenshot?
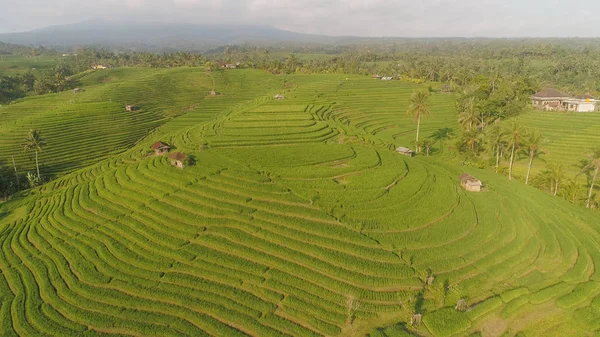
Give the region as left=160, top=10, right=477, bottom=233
left=1, top=0, right=600, bottom=37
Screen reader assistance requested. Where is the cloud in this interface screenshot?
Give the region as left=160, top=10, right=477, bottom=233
left=1, top=0, right=600, bottom=37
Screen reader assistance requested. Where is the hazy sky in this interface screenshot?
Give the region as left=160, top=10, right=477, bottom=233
left=1, top=0, right=599, bottom=37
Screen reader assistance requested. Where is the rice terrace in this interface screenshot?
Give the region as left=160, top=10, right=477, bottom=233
left=2, top=13, right=600, bottom=337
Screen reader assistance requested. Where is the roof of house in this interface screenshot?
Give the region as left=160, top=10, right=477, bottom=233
left=576, top=93, right=596, bottom=100
left=274, top=94, right=285, bottom=98
left=459, top=173, right=482, bottom=185
left=151, top=141, right=170, bottom=150
left=396, top=147, right=414, bottom=153
left=532, top=88, right=570, bottom=98
left=168, top=152, right=187, bottom=161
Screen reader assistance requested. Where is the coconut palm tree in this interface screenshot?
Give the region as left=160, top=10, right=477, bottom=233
left=581, top=147, right=600, bottom=208
left=407, top=90, right=430, bottom=153
left=421, top=140, right=434, bottom=156
left=487, top=123, right=507, bottom=173
left=547, top=164, right=564, bottom=196
left=523, top=130, right=545, bottom=185
left=23, top=129, right=46, bottom=180
left=463, top=129, right=484, bottom=152
left=505, top=121, right=523, bottom=181
left=458, top=97, right=478, bottom=131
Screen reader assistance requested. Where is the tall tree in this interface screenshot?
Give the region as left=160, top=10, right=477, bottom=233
left=547, top=164, right=564, bottom=196
left=23, top=129, right=46, bottom=180
left=506, top=121, right=523, bottom=181
left=458, top=97, right=479, bottom=131
left=487, top=123, right=507, bottom=173
left=581, top=147, right=600, bottom=208
left=407, top=90, right=430, bottom=153
left=523, top=130, right=545, bottom=185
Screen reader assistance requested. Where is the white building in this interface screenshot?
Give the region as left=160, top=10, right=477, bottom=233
left=531, top=88, right=597, bottom=112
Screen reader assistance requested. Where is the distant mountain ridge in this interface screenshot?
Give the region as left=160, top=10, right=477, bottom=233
left=0, top=21, right=352, bottom=51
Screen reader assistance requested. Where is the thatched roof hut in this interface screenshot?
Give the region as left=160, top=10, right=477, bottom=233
left=168, top=152, right=188, bottom=168
left=151, top=141, right=171, bottom=156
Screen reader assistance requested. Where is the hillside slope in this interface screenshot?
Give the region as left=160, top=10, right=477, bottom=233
left=1, top=72, right=600, bottom=337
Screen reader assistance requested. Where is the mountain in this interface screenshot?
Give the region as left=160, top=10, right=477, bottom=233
left=0, top=21, right=348, bottom=51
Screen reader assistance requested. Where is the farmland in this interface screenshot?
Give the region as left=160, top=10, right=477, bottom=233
left=505, top=110, right=600, bottom=177
left=0, top=55, right=60, bottom=76
left=1, top=68, right=600, bottom=337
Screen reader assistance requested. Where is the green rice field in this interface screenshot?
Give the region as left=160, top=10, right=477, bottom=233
left=1, top=68, right=600, bottom=336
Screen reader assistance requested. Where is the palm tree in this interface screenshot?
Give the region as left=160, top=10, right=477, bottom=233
left=523, top=130, right=545, bottom=185
left=487, top=123, right=507, bottom=173
left=407, top=90, right=430, bottom=153
left=506, top=121, right=523, bottom=181
left=463, top=129, right=484, bottom=152
left=581, top=147, right=600, bottom=208
left=458, top=97, right=478, bottom=131
left=547, top=164, right=564, bottom=196
left=421, top=140, right=434, bottom=156
left=561, top=180, right=581, bottom=204
left=23, top=129, right=46, bottom=180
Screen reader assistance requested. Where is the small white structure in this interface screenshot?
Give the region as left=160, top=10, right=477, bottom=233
left=381, top=77, right=394, bottom=81
left=564, top=95, right=597, bottom=112
left=92, top=65, right=107, bottom=70
left=274, top=94, right=285, bottom=100
left=396, top=147, right=414, bottom=157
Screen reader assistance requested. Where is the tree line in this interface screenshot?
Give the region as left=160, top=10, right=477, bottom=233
left=407, top=89, right=600, bottom=209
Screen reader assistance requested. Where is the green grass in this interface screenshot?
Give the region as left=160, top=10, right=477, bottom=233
left=0, top=55, right=60, bottom=76
left=505, top=109, right=600, bottom=178
left=1, top=70, right=600, bottom=337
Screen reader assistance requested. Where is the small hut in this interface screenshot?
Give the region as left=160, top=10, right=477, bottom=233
left=73, top=88, right=82, bottom=94
left=426, top=275, right=435, bottom=286
left=455, top=299, right=467, bottom=312
left=274, top=94, right=285, bottom=100
left=411, top=314, right=422, bottom=327
left=151, top=141, right=171, bottom=156
left=168, top=152, right=188, bottom=169
left=381, top=77, right=394, bottom=81
left=125, top=105, right=139, bottom=112
left=441, top=84, right=454, bottom=93
left=395, top=147, right=415, bottom=157
left=372, top=74, right=383, bottom=79
left=459, top=173, right=483, bottom=192
left=209, top=90, right=220, bottom=96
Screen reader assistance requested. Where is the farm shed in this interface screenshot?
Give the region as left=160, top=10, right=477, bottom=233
left=441, top=84, right=454, bottom=93
left=125, top=105, right=139, bottom=112
left=372, top=74, right=382, bottom=79
left=73, top=88, right=82, bottom=94
left=151, top=142, right=171, bottom=156
left=459, top=173, right=482, bottom=192
left=395, top=147, right=414, bottom=157
left=209, top=90, right=220, bottom=96
left=168, top=152, right=188, bottom=169
left=381, top=77, right=394, bottom=81
left=274, top=94, right=285, bottom=100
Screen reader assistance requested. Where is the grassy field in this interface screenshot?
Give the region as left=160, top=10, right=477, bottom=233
left=505, top=109, right=600, bottom=178
left=1, top=70, right=600, bottom=337
left=0, top=55, right=60, bottom=76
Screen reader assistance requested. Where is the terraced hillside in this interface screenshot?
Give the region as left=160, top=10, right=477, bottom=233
left=1, top=73, right=600, bottom=337
left=0, top=68, right=284, bottom=178
left=506, top=110, right=600, bottom=177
